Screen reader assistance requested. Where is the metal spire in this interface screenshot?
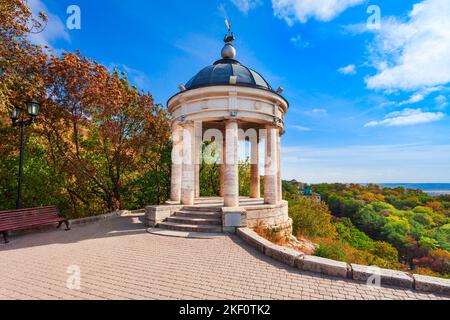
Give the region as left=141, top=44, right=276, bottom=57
left=222, top=19, right=236, bottom=59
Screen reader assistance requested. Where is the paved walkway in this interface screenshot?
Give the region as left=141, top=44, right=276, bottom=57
left=0, top=215, right=447, bottom=300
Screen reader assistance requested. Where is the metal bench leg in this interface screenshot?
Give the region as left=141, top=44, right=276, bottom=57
left=64, top=220, right=71, bottom=231
left=57, top=221, right=63, bottom=229
left=2, top=232, right=9, bottom=244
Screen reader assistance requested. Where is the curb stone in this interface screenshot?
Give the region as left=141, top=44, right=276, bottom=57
left=265, top=244, right=303, bottom=267
left=297, top=255, right=349, bottom=279
left=351, top=264, right=413, bottom=289
left=69, top=210, right=128, bottom=226
left=413, top=274, right=450, bottom=295
left=236, top=227, right=274, bottom=254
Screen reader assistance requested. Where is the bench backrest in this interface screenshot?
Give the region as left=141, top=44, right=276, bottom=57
left=0, top=206, right=61, bottom=231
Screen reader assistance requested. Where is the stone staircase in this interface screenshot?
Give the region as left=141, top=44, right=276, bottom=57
left=158, top=206, right=223, bottom=233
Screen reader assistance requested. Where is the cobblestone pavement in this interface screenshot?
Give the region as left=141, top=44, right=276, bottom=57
left=0, top=215, right=448, bottom=300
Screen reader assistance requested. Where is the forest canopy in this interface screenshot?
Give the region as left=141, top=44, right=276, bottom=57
left=283, top=181, right=450, bottom=279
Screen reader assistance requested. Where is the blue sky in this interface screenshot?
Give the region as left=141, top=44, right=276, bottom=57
left=31, top=0, right=450, bottom=183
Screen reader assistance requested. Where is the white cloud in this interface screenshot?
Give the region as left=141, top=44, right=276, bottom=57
left=311, top=108, right=327, bottom=115
left=230, top=0, right=262, bottom=14
left=292, top=125, right=311, bottom=131
left=397, top=93, right=425, bottom=106
left=366, top=0, right=450, bottom=91
left=435, top=95, right=448, bottom=109
left=364, top=108, right=445, bottom=127
left=27, top=0, right=70, bottom=48
left=272, top=0, right=365, bottom=25
left=338, top=64, right=357, bottom=75
left=173, top=34, right=221, bottom=64
left=382, top=87, right=442, bottom=107
left=290, top=34, right=310, bottom=48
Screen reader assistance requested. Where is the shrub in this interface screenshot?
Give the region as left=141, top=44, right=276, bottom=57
left=370, top=241, right=399, bottom=263
left=253, top=222, right=288, bottom=245
left=313, top=237, right=401, bottom=269
left=413, top=249, right=450, bottom=276
left=419, top=237, right=440, bottom=250
left=413, top=267, right=449, bottom=279
left=313, top=237, right=347, bottom=262
left=288, top=196, right=337, bottom=239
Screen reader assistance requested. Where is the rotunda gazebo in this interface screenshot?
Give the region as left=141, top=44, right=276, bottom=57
left=146, top=30, right=292, bottom=235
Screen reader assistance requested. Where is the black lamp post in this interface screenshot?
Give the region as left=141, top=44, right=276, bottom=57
left=9, top=98, right=41, bottom=209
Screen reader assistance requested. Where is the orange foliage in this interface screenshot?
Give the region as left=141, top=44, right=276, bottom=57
left=426, top=201, right=442, bottom=212
left=254, top=222, right=289, bottom=246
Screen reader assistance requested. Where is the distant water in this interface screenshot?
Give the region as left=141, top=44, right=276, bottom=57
left=375, top=183, right=450, bottom=196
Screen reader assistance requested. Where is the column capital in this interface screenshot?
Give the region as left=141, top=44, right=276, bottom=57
left=224, top=117, right=239, bottom=124
left=178, top=120, right=195, bottom=128
left=264, top=123, right=278, bottom=130
left=172, top=122, right=184, bottom=131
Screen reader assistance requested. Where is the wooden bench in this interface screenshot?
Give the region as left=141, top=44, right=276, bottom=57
left=0, top=206, right=70, bottom=243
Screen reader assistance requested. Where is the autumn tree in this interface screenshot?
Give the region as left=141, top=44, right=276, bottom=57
left=38, top=52, right=170, bottom=213
left=0, top=0, right=48, bottom=111
left=1, top=1, right=172, bottom=216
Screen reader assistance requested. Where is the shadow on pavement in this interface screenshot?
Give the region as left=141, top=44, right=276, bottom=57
left=0, top=214, right=147, bottom=251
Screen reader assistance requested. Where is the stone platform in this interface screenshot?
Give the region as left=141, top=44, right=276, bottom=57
left=145, top=197, right=292, bottom=235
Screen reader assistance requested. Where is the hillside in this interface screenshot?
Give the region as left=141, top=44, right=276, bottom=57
left=283, top=182, right=450, bottom=279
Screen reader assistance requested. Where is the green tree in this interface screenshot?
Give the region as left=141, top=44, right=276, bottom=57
left=335, top=218, right=374, bottom=251
left=354, top=204, right=388, bottom=238
left=419, top=237, right=440, bottom=250
left=381, top=216, right=411, bottom=249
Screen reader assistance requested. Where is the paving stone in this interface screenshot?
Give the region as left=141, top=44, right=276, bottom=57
left=265, top=245, right=303, bottom=267
left=0, top=215, right=448, bottom=300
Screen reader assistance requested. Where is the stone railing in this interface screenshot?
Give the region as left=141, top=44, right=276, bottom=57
left=237, top=227, right=450, bottom=296
left=145, top=204, right=183, bottom=227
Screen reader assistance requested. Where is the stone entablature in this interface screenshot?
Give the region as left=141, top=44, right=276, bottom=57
left=168, top=86, right=288, bottom=127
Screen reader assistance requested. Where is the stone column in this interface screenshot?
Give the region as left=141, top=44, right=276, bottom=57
left=181, top=122, right=195, bottom=205
left=224, top=119, right=239, bottom=207
left=219, top=132, right=226, bottom=197
left=250, top=131, right=260, bottom=198
left=170, top=124, right=183, bottom=203
left=194, top=121, right=202, bottom=199
left=264, top=126, right=279, bottom=205
left=277, top=129, right=282, bottom=201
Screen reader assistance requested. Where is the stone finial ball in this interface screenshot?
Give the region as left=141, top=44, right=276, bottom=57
left=221, top=44, right=236, bottom=59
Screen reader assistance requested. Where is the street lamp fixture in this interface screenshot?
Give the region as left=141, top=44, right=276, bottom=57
left=9, top=107, right=22, bottom=121
left=9, top=98, right=41, bottom=209
left=27, top=98, right=41, bottom=117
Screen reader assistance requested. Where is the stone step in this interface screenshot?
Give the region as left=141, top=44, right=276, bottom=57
left=166, top=216, right=221, bottom=226
left=182, top=206, right=222, bottom=213
left=174, top=210, right=222, bottom=219
left=147, top=228, right=224, bottom=239
left=158, top=222, right=223, bottom=233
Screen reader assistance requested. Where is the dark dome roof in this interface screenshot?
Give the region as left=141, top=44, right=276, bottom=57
left=185, top=58, right=273, bottom=91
